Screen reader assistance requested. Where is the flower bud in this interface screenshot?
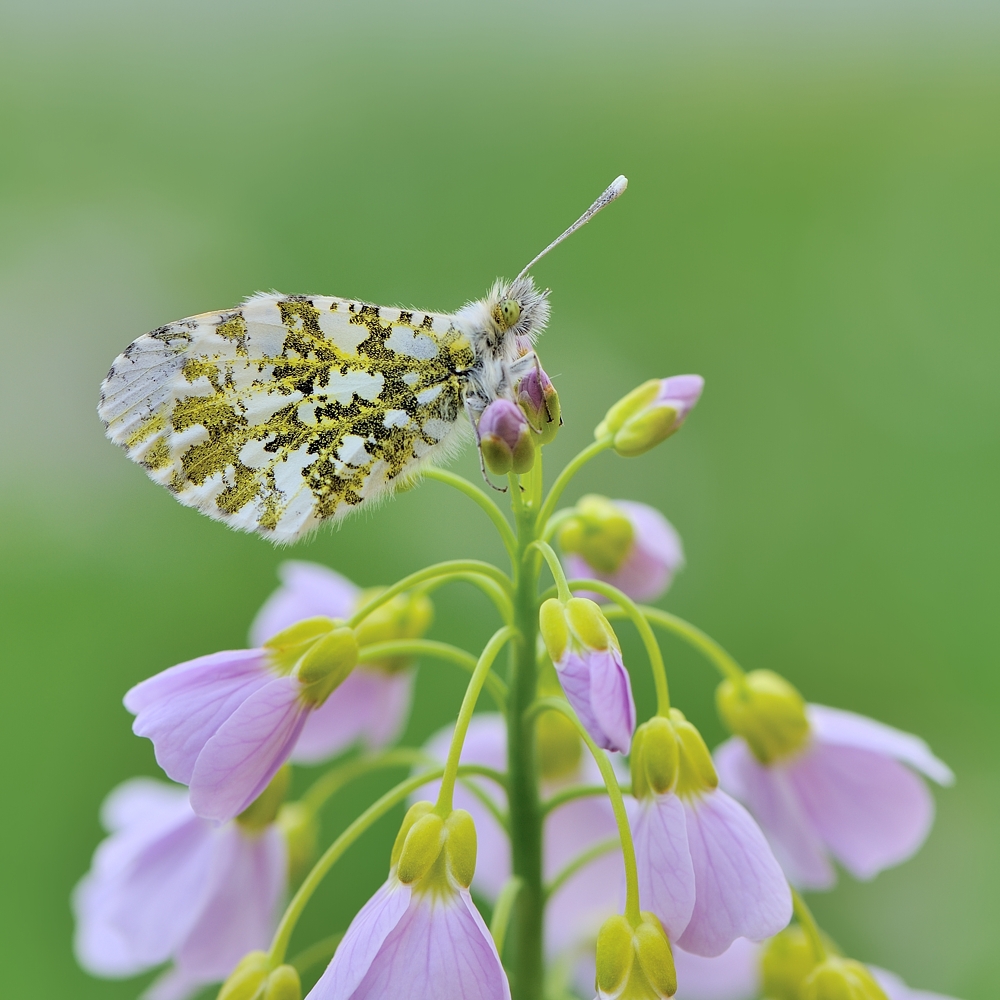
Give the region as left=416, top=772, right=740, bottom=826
left=516, top=366, right=561, bottom=444
left=762, top=926, right=838, bottom=1000
left=295, top=626, right=359, bottom=706
left=277, top=801, right=319, bottom=880
left=478, top=399, right=536, bottom=476
left=264, top=616, right=338, bottom=673
left=536, top=705, right=583, bottom=780
left=630, top=717, right=679, bottom=799
left=595, top=375, right=704, bottom=457
left=595, top=912, right=676, bottom=999
left=717, top=669, right=811, bottom=764
left=558, top=495, right=635, bottom=574
left=669, top=709, right=719, bottom=797
left=236, top=766, right=291, bottom=831
left=391, top=802, right=478, bottom=891
left=354, top=587, right=434, bottom=673
left=802, top=958, right=889, bottom=1000
left=217, top=951, right=270, bottom=1000
left=263, top=965, right=301, bottom=1000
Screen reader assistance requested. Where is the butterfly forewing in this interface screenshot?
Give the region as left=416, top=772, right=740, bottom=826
left=100, top=293, right=476, bottom=542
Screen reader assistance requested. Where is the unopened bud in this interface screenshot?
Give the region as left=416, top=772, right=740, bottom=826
left=595, top=376, right=704, bottom=457
left=595, top=912, right=676, bottom=999
left=536, top=706, right=583, bottom=780
left=354, top=588, right=434, bottom=673
left=670, top=709, right=719, bottom=797
left=516, top=366, right=561, bottom=444
left=236, top=766, right=291, bottom=831
left=802, top=958, right=888, bottom=1000
left=263, top=965, right=301, bottom=1000
left=295, top=626, right=359, bottom=706
left=396, top=812, right=446, bottom=885
left=557, top=495, right=635, bottom=574
left=763, top=926, right=839, bottom=1000
left=478, top=399, right=536, bottom=476
left=631, top=717, right=679, bottom=799
left=217, top=951, right=269, bottom=1000
left=716, top=670, right=810, bottom=764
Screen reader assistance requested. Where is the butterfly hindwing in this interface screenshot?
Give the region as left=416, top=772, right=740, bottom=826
left=100, top=293, right=477, bottom=542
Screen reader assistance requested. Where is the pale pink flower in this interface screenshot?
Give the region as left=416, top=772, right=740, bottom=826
left=871, top=966, right=962, bottom=1000
left=307, top=870, right=508, bottom=999
left=632, top=788, right=791, bottom=957
left=672, top=938, right=762, bottom=1000
left=715, top=705, right=954, bottom=890
left=73, top=778, right=285, bottom=1000
left=250, top=561, right=413, bottom=763
left=555, top=643, right=635, bottom=754
left=564, top=500, right=685, bottom=603
left=418, top=715, right=627, bottom=958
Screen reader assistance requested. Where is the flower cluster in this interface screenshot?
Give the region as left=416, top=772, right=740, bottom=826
left=77, top=367, right=961, bottom=1000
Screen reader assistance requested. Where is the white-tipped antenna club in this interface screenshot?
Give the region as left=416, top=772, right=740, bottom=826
left=515, top=175, right=628, bottom=281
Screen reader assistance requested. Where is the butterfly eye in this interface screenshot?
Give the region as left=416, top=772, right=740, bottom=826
left=499, top=299, right=521, bottom=329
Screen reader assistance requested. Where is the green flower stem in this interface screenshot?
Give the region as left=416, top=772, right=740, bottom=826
left=540, top=507, right=575, bottom=543
left=359, top=639, right=509, bottom=709
left=420, top=572, right=514, bottom=625
left=301, top=748, right=432, bottom=815
left=792, top=888, right=828, bottom=963
left=489, top=876, right=524, bottom=957
left=526, top=696, right=642, bottom=928
left=423, top=468, right=518, bottom=565
left=436, top=626, right=519, bottom=814
left=528, top=539, right=573, bottom=603
left=290, top=932, right=344, bottom=975
left=541, top=783, right=630, bottom=817
left=268, top=764, right=493, bottom=966
left=536, top=437, right=611, bottom=533
left=347, top=560, right=513, bottom=629
left=620, top=605, right=746, bottom=686
left=459, top=775, right=510, bottom=833
left=544, top=837, right=619, bottom=902
left=565, top=578, right=671, bottom=715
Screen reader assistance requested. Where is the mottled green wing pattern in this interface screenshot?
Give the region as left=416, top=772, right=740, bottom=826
left=99, top=293, right=476, bottom=542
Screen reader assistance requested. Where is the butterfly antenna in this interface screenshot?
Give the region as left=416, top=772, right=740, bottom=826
left=515, top=175, right=628, bottom=281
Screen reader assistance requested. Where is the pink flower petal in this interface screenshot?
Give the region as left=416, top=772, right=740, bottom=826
left=787, top=743, right=935, bottom=881
left=673, top=938, right=762, bottom=1000
left=677, top=790, right=791, bottom=957
left=715, top=739, right=835, bottom=890
left=869, top=966, right=959, bottom=1000
left=807, top=705, right=954, bottom=785
left=250, top=561, right=359, bottom=646
left=100, top=777, right=190, bottom=833
left=141, top=965, right=206, bottom=1000
left=326, top=889, right=510, bottom=1000
left=172, top=825, right=287, bottom=980
left=309, top=880, right=413, bottom=1000
left=292, top=668, right=414, bottom=764
left=632, top=794, right=696, bottom=941
left=190, top=676, right=309, bottom=822
left=588, top=649, right=636, bottom=755
left=125, top=650, right=272, bottom=785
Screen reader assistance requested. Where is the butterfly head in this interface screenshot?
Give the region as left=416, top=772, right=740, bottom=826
left=484, top=275, right=551, bottom=358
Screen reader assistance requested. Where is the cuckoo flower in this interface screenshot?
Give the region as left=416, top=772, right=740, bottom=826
left=307, top=803, right=509, bottom=1000
left=594, top=911, right=677, bottom=1000
left=539, top=596, right=636, bottom=753
left=516, top=365, right=561, bottom=444
left=595, top=375, right=704, bottom=457
left=251, top=561, right=428, bottom=763
left=559, top=495, right=685, bottom=603
left=714, top=671, right=954, bottom=889
left=629, top=712, right=791, bottom=957
left=73, top=776, right=286, bottom=1000
left=419, top=711, right=628, bottom=958
left=125, top=615, right=358, bottom=822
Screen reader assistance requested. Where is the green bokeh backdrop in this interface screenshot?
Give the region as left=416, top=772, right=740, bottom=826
left=1, top=2, right=997, bottom=996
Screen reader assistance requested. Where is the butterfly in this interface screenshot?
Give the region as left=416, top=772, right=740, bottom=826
left=99, top=176, right=627, bottom=543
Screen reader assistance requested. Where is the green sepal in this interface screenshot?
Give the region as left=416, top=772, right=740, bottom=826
left=595, top=379, right=661, bottom=440
left=670, top=709, right=719, bottom=797
left=802, top=958, right=889, bottom=1000
left=217, top=951, right=269, bottom=1000
left=762, top=926, right=840, bottom=1000
left=716, top=669, right=810, bottom=764
left=296, top=627, right=359, bottom=706
left=396, top=812, right=446, bottom=885
left=634, top=913, right=676, bottom=999
left=444, top=808, right=478, bottom=888
left=390, top=801, right=435, bottom=869
left=264, top=617, right=337, bottom=674
left=539, top=598, right=570, bottom=663
left=631, top=717, right=679, bottom=799
left=612, top=405, right=679, bottom=457
left=595, top=914, right=635, bottom=995
left=263, top=965, right=301, bottom=1000
left=236, top=767, right=290, bottom=831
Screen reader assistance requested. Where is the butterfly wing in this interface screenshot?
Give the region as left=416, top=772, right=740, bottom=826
left=100, top=293, right=476, bottom=542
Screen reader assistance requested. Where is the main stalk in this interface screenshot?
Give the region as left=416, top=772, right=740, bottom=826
left=507, top=503, right=544, bottom=1000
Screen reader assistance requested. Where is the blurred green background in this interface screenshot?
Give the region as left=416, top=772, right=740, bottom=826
left=1, top=1, right=997, bottom=996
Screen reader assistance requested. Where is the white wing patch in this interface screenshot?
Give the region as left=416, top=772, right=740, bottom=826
left=99, top=293, right=476, bottom=542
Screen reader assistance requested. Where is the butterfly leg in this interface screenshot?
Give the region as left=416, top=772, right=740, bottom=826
left=465, top=396, right=507, bottom=493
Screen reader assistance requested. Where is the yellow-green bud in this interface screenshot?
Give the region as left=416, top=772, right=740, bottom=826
left=557, top=495, right=635, bottom=574
left=444, top=808, right=478, bottom=888
left=595, top=913, right=677, bottom=999
left=762, top=926, right=836, bottom=1000
left=354, top=588, right=435, bottom=673
left=264, top=617, right=338, bottom=674
left=263, top=965, right=301, bottom=1000
left=670, top=709, right=719, bottom=798
left=539, top=597, right=619, bottom=666
left=596, top=380, right=662, bottom=441
left=217, top=951, right=269, bottom=1000
left=236, top=767, right=291, bottom=832
left=802, top=958, right=888, bottom=1000
left=296, top=626, right=359, bottom=706
left=536, top=706, right=583, bottom=780
left=595, top=376, right=704, bottom=458
left=396, top=812, right=446, bottom=885
left=631, top=717, right=680, bottom=800
left=716, top=670, right=810, bottom=764
left=277, top=802, right=318, bottom=880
